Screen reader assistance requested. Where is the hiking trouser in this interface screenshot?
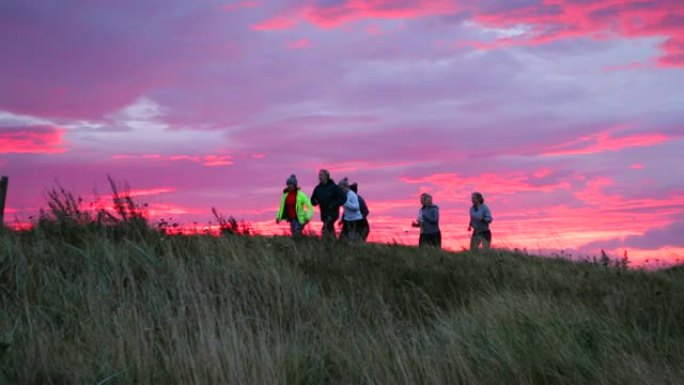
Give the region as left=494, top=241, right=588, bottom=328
left=289, top=220, right=305, bottom=237
left=321, top=217, right=337, bottom=238
left=419, top=231, right=441, bottom=248
left=341, top=219, right=364, bottom=242
left=470, top=230, right=492, bottom=251
left=359, top=218, right=370, bottom=241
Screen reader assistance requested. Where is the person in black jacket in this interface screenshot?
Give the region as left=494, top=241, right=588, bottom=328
left=349, top=183, right=370, bottom=241
left=310, top=169, right=347, bottom=238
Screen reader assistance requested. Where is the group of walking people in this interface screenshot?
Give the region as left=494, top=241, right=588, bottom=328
left=276, top=169, right=493, bottom=251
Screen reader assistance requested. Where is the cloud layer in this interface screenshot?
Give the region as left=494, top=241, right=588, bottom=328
left=1, top=0, right=683, bottom=266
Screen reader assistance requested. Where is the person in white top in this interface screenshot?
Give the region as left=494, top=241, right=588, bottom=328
left=338, top=177, right=364, bottom=241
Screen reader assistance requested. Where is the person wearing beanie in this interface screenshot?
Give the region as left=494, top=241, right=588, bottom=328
left=311, top=169, right=347, bottom=238
left=411, top=193, right=441, bottom=248
left=276, top=174, right=313, bottom=237
left=468, top=192, right=493, bottom=251
left=338, top=177, right=364, bottom=242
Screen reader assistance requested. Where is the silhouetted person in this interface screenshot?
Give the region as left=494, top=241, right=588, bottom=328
left=276, top=174, right=313, bottom=237
left=311, top=169, right=346, bottom=238
left=468, top=192, right=493, bottom=251
left=412, top=193, right=441, bottom=248
left=338, top=178, right=364, bottom=242
left=349, top=182, right=370, bottom=241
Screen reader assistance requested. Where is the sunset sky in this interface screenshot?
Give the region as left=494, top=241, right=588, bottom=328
left=2, top=0, right=683, bottom=266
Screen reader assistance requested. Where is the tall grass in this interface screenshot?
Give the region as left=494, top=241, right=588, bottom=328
left=0, top=186, right=683, bottom=384
left=1, top=230, right=683, bottom=384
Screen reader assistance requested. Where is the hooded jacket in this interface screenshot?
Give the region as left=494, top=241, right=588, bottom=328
left=469, top=204, right=492, bottom=233
left=311, top=179, right=347, bottom=221
left=418, top=204, right=440, bottom=234
left=342, top=190, right=364, bottom=221
left=277, top=189, right=314, bottom=225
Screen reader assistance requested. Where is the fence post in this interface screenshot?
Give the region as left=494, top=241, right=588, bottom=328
left=0, top=176, right=8, bottom=228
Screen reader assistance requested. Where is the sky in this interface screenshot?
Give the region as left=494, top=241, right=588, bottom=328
left=1, top=0, right=683, bottom=266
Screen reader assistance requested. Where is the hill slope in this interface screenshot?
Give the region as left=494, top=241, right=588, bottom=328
left=1, top=230, right=683, bottom=385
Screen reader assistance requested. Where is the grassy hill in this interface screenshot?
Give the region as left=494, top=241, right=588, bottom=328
left=1, top=228, right=683, bottom=385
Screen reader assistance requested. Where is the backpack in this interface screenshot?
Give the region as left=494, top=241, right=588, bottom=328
left=359, top=196, right=370, bottom=218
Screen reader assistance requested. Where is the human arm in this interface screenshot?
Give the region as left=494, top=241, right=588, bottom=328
left=301, top=192, right=314, bottom=223
left=331, top=185, right=347, bottom=209
left=310, top=187, right=319, bottom=206
left=276, top=193, right=286, bottom=223
left=412, top=209, right=423, bottom=227
left=482, top=205, right=493, bottom=224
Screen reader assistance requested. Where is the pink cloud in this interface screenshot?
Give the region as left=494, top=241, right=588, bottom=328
left=91, top=200, right=201, bottom=219
left=304, top=0, right=456, bottom=28
left=401, top=169, right=574, bottom=198
left=250, top=0, right=456, bottom=31
left=364, top=198, right=416, bottom=213
left=321, top=159, right=419, bottom=173
left=0, top=126, right=67, bottom=154
left=147, top=203, right=202, bottom=217
left=246, top=0, right=684, bottom=68
left=127, top=187, right=175, bottom=197
left=251, top=16, right=298, bottom=31
left=80, top=187, right=175, bottom=206
left=111, top=154, right=234, bottom=167
left=540, top=131, right=672, bottom=156
left=471, top=0, right=684, bottom=67
left=168, top=155, right=202, bottom=162
left=659, top=37, right=684, bottom=67
left=286, top=37, right=312, bottom=49
left=202, top=155, right=234, bottom=167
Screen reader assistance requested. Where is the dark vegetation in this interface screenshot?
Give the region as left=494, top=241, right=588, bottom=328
left=0, top=182, right=682, bottom=384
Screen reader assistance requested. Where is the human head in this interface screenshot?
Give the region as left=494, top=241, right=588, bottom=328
left=471, top=192, right=484, bottom=206
left=350, top=182, right=358, bottom=194
left=318, top=169, right=330, bottom=184
left=338, top=177, right=350, bottom=193
left=421, top=193, right=433, bottom=206
left=286, top=174, right=298, bottom=191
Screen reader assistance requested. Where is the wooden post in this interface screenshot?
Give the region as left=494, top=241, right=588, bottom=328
left=0, top=176, right=8, bottom=227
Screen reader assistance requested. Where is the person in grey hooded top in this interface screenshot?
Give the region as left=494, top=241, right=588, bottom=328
left=468, top=192, right=493, bottom=251
left=412, top=193, right=441, bottom=248
left=338, top=178, right=364, bottom=242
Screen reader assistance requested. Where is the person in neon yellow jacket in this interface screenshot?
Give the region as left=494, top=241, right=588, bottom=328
left=276, top=174, right=314, bottom=237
